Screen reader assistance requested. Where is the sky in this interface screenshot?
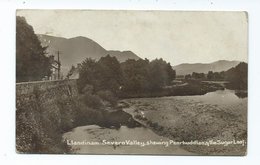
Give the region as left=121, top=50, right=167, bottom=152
left=16, top=10, right=248, bottom=66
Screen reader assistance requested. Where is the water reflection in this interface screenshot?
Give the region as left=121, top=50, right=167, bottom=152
left=177, top=89, right=247, bottom=106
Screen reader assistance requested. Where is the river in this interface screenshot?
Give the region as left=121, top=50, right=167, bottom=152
left=63, top=125, right=192, bottom=154
left=63, top=89, right=247, bottom=155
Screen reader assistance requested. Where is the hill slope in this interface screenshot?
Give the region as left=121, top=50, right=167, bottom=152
left=37, top=34, right=140, bottom=74
left=172, top=60, right=241, bottom=75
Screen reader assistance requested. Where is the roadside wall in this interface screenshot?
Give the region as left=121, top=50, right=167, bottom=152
left=16, top=79, right=79, bottom=153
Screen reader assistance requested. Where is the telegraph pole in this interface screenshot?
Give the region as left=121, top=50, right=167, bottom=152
left=57, top=51, right=61, bottom=79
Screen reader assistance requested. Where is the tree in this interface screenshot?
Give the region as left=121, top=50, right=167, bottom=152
left=97, top=55, right=124, bottom=93
left=192, top=72, right=205, bottom=79
left=166, top=63, right=176, bottom=84
left=121, top=58, right=175, bottom=92
left=66, top=65, right=76, bottom=79
left=16, top=16, right=51, bottom=82
left=207, top=71, right=225, bottom=80
left=121, top=58, right=150, bottom=92
left=207, top=71, right=214, bottom=80
left=77, top=58, right=99, bottom=93
left=148, top=59, right=168, bottom=90
left=225, top=62, right=248, bottom=89
left=78, top=55, right=124, bottom=94
left=185, top=74, right=192, bottom=80
left=78, top=56, right=177, bottom=96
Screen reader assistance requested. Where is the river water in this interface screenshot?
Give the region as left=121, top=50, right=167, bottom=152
left=63, top=89, right=247, bottom=154
left=63, top=125, right=191, bottom=154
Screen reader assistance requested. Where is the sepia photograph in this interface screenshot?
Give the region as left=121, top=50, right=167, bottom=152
left=16, top=10, right=248, bottom=155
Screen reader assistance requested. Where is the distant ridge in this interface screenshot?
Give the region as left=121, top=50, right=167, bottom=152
left=37, top=34, right=141, bottom=75
left=172, top=60, right=242, bottom=75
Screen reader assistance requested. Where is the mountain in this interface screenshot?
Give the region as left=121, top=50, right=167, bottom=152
left=37, top=34, right=140, bottom=75
left=107, top=50, right=140, bottom=62
left=172, top=60, right=241, bottom=75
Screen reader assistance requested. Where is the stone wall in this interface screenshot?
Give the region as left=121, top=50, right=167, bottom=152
left=16, top=79, right=79, bottom=153
left=15, top=79, right=140, bottom=153
left=16, top=79, right=78, bottom=109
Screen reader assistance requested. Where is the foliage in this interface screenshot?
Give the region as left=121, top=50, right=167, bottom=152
left=121, top=58, right=176, bottom=93
left=184, top=62, right=247, bottom=90
left=97, top=55, right=124, bottom=93
left=96, top=90, right=118, bottom=106
left=207, top=71, right=225, bottom=80
left=78, top=55, right=176, bottom=97
left=16, top=16, right=51, bottom=82
left=192, top=72, right=205, bottom=79
left=77, top=55, right=123, bottom=94
left=121, top=58, right=150, bottom=92
left=225, top=62, right=248, bottom=89
left=66, top=65, right=76, bottom=79
left=148, top=59, right=175, bottom=90
left=185, top=74, right=192, bottom=80
left=80, top=93, right=103, bottom=109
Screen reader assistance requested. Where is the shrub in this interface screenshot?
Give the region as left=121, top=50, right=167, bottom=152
left=96, top=90, right=117, bottom=106
left=80, top=93, right=103, bottom=109
left=134, top=114, right=143, bottom=120
left=82, top=84, right=94, bottom=94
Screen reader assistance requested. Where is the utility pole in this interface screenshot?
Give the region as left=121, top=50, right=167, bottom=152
left=57, top=50, right=61, bottom=79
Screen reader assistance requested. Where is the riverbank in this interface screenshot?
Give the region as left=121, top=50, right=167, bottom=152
left=119, top=79, right=225, bottom=98
left=16, top=79, right=246, bottom=155
left=62, top=82, right=242, bottom=155
left=121, top=90, right=247, bottom=155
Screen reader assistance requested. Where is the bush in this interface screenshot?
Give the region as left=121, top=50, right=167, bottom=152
left=81, top=93, right=103, bottom=109
left=74, top=102, right=104, bottom=126
left=96, top=90, right=118, bottom=106
left=82, top=84, right=94, bottom=94
left=57, top=99, right=77, bottom=132
left=134, top=114, right=143, bottom=120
